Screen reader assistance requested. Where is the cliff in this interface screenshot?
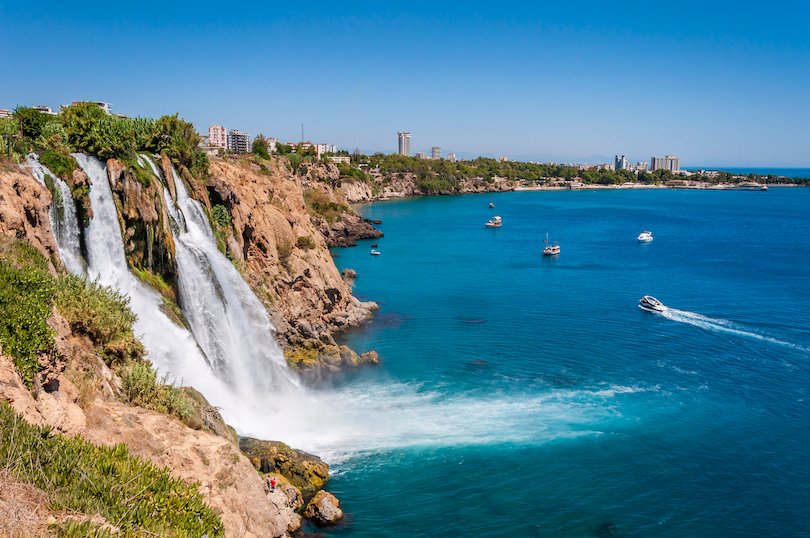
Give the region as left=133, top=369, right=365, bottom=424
left=205, top=157, right=379, bottom=371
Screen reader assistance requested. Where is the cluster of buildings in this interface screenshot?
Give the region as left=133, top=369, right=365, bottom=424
left=205, top=124, right=340, bottom=159
left=1, top=101, right=125, bottom=119
left=397, top=131, right=457, bottom=161
left=614, top=154, right=680, bottom=173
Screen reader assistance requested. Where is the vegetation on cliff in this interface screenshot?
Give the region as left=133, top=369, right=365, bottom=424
left=0, top=402, right=224, bottom=536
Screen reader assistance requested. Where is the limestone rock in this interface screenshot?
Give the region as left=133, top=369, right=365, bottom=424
left=303, top=490, right=344, bottom=526
left=239, top=437, right=329, bottom=498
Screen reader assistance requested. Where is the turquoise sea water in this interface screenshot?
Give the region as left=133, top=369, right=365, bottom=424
left=684, top=167, right=810, bottom=178
left=318, top=188, right=810, bottom=537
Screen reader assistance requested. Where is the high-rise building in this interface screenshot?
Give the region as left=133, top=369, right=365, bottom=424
left=650, top=155, right=680, bottom=172
left=208, top=125, right=227, bottom=149
left=397, top=132, right=411, bottom=156
left=614, top=154, right=629, bottom=171
left=447, top=152, right=457, bottom=163
left=227, top=129, right=251, bottom=154
left=416, top=152, right=428, bottom=160
left=431, top=146, right=441, bottom=160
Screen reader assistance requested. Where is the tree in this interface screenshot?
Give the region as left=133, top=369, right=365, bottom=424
left=13, top=107, right=50, bottom=140
left=252, top=134, right=270, bottom=159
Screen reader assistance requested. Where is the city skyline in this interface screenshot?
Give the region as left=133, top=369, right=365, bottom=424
left=2, top=1, right=809, bottom=166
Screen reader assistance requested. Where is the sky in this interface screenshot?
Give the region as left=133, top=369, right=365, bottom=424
left=1, top=1, right=808, bottom=166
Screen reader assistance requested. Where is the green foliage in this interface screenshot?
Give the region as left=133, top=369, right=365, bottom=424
left=60, top=102, right=107, bottom=152
left=296, top=236, right=316, bottom=250
left=54, top=274, right=145, bottom=365
left=131, top=116, right=159, bottom=149
left=118, top=360, right=193, bottom=420
left=276, top=143, right=293, bottom=155
left=0, top=402, right=224, bottom=536
left=39, top=149, right=78, bottom=181
left=303, top=188, right=349, bottom=223
left=90, top=116, right=136, bottom=159
left=287, top=153, right=303, bottom=173
left=155, top=115, right=202, bottom=172
left=36, top=120, right=71, bottom=154
left=211, top=204, right=231, bottom=228
left=252, top=134, right=270, bottom=159
left=0, top=241, right=56, bottom=387
left=13, top=106, right=50, bottom=140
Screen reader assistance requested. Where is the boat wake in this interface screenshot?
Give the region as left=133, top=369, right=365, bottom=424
left=660, top=308, right=808, bottom=352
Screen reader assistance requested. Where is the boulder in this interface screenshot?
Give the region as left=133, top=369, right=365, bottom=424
left=239, top=437, right=329, bottom=498
left=303, top=490, right=343, bottom=526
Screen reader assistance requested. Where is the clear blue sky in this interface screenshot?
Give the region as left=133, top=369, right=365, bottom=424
left=2, top=1, right=808, bottom=166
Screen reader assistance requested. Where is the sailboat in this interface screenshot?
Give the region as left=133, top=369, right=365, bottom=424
left=542, top=232, right=560, bottom=256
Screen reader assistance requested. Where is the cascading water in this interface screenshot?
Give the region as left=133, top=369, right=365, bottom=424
left=26, top=156, right=85, bottom=275
left=140, top=155, right=298, bottom=395
left=70, top=152, right=632, bottom=463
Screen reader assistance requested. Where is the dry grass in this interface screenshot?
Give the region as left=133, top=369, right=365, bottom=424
left=0, top=470, right=50, bottom=538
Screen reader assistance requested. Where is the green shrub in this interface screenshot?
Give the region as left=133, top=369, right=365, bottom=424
left=36, top=120, right=71, bottom=154
left=211, top=204, right=231, bottom=227
left=39, top=149, right=77, bottom=182
left=60, top=102, right=107, bottom=152
left=0, top=402, right=224, bottom=536
left=54, top=274, right=145, bottom=365
left=118, top=360, right=193, bottom=420
left=0, top=255, right=56, bottom=387
left=13, top=107, right=50, bottom=140
left=296, top=236, right=315, bottom=250
left=303, top=188, right=349, bottom=223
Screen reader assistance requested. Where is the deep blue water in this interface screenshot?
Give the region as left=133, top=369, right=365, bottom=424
left=685, top=167, right=810, bottom=178
left=319, top=188, right=810, bottom=537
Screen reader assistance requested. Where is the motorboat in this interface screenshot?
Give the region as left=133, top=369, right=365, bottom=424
left=485, top=216, right=502, bottom=228
left=542, top=232, right=560, bottom=256
left=370, top=249, right=381, bottom=256
left=729, top=181, right=768, bottom=191
left=637, top=230, right=653, bottom=242
left=489, top=202, right=495, bottom=208
left=638, top=295, right=666, bottom=312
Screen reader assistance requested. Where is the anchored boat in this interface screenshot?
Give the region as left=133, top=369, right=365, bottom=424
left=485, top=216, right=502, bottom=228
left=542, top=232, right=560, bottom=256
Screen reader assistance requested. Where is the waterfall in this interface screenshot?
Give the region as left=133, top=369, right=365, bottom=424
left=26, top=156, right=85, bottom=275
left=141, top=155, right=299, bottom=394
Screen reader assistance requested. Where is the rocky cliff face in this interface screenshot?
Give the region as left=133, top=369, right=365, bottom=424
left=338, top=170, right=517, bottom=203
left=206, top=157, right=379, bottom=372
left=0, top=163, right=60, bottom=272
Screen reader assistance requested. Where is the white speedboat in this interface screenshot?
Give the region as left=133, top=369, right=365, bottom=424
left=370, top=249, right=381, bottom=256
left=637, top=230, right=653, bottom=242
left=638, top=295, right=666, bottom=312
left=489, top=202, right=495, bottom=208
left=485, top=216, right=502, bottom=228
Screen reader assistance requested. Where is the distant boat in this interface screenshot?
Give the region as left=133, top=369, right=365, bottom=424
left=638, top=295, right=666, bottom=312
left=489, top=202, right=495, bottom=208
left=637, top=230, right=653, bottom=242
left=485, top=216, right=502, bottom=228
left=370, top=249, right=381, bottom=256
left=371, top=243, right=378, bottom=248
left=729, top=181, right=768, bottom=191
left=542, top=232, right=560, bottom=256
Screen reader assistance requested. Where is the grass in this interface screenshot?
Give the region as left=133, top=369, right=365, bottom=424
left=296, top=236, right=316, bottom=250
left=0, top=402, right=224, bottom=536
left=118, top=361, right=193, bottom=421
left=38, top=150, right=77, bottom=182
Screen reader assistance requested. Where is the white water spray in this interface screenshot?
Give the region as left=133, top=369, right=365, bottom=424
left=26, top=156, right=85, bottom=275
left=71, top=153, right=645, bottom=462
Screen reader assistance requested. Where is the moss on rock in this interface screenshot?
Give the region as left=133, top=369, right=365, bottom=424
left=239, top=437, right=329, bottom=498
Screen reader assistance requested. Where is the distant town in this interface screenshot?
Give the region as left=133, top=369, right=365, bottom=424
left=0, top=102, right=800, bottom=186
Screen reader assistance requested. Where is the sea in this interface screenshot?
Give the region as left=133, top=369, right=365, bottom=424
left=684, top=167, right=810, bottom=179
left=316, top=188, right=810, bottom=537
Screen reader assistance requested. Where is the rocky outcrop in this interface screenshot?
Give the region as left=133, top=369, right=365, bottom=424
left=206, top=157, right=378, bottom=371
left=318, top=213, right=383, bottom=248
left=303, top=490, right=344, bottom=526
left=240, top=437, right=329, bottom=498
left=105, top=158, right=177, bottom=288
left=0, top=164, right=60, bottom=272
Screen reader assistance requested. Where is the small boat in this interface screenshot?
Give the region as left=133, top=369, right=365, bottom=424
left=370, top=249, right=381, bottom=256
left=638, top=295, right=666, bottom=312
left=371, top=243, right=378, bottom=248
left=489, top=202, right=495, bottom=208
left=728, top=181, right=768, bottom=191
left=542, top=232, right=560, bottom=256
left=485, top=216, right=502, bottom=228
left=637, top=230, right=653, bottom=242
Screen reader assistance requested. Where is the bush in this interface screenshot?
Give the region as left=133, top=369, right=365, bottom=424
left=60, top=102, right=107, bottom=152
left=0, top=402, right=224, bottom=536
left=296, top=236, right=315, bottom=250
left=54, top=274, right=145, bottom=365
left=36, top=120, right=71, bottom=154
left=252, top=134, right=270, bottom=159
left=0, top=247, right=56, bottom=387
left=211, top=204, right=231, bottom=228
left=303, top=188, right=349, bottom=223
left=118, top=360, right=193, bottom=420
left=39, top=149, right=77, bottom=182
